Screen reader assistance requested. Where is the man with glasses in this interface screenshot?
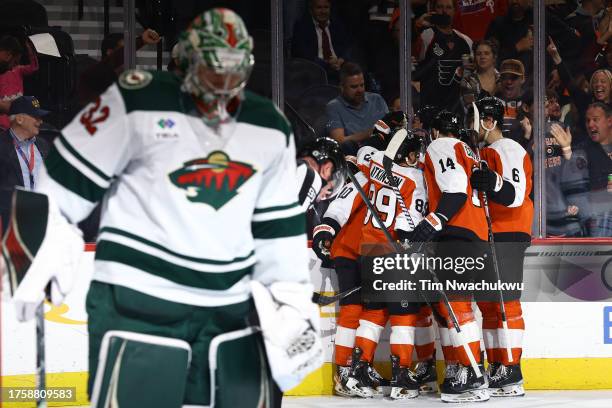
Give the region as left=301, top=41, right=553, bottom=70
left=496, top=59, right=529, bottom=151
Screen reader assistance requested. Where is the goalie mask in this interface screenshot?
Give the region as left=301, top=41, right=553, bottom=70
left=299, top=137, right=347, bottom=199
left=176, top=8, right=254, bottom=126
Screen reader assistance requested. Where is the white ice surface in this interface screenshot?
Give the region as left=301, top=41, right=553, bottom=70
left=283, top=391, right=612, bottom=407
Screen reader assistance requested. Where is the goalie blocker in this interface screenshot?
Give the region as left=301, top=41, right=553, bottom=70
left=1, top=189, right=84, bottom=317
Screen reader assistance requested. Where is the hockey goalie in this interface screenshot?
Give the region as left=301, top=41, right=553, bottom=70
left=1, top=8, right=322, bottom=408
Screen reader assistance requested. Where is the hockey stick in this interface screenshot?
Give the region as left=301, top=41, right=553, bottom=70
left=36, top=303, right=47, bottom=408
left=469, top=103, right=514, bottom=363
left=382, top=129, right=482, bottom=377
left=471, top=146, right=514, bottom=364
left=312, top=286, right=361, bottom=306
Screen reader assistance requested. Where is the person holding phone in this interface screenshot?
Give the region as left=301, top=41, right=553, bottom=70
left=413, top=0, right=474, bottom=115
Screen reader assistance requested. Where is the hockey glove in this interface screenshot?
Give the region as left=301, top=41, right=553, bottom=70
left=312, top=223, right=335, bottom=266
left=470, top=162, right=503, bottom=193
left=250, top=280, right=323, bottom=391
left=411, top=212, right=446, bottom=243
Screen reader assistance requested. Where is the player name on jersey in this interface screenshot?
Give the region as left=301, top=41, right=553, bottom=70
left=369, top=163, right=405, bottom=188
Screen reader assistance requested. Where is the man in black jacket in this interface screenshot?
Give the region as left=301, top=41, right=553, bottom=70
left=0, top=96, right=49, bottom=233
left=291, top=0, right=350, bottom=81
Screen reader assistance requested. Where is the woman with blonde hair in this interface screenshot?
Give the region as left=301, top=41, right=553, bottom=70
left=589, top=68, right=612, bottom=104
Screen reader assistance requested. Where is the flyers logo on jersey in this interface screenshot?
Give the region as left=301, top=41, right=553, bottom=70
left=169, top=151, right=255, bottom=209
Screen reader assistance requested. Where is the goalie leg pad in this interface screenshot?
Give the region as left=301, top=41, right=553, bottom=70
left=90, top=330, right=191, bottom=408
left=209, top=327, right=276, bottom=408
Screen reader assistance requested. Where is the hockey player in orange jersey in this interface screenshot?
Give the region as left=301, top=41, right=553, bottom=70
left=412, top=110, right=489, bottom=403
left=311, top=112, right=405, bottom=397
left=469, top=96, right=533, bottom=397
left=345, top=129, right=428, bottom=400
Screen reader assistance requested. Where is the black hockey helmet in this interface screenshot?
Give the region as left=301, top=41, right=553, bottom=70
left=299, top=137, right=347, bottom=197
left=432, top=110, right=460, bottom=136
left=415, top=105, right=438, bottom=130
left=474, top=96, right=504, bottom=129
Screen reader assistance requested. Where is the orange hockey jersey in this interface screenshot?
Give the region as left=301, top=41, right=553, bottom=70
left=423, top=137, right=488, bottom=241
left=360, top=150, right=427, bottom=252
left=327, top=146, right=377, bottom=260
left=479, top=138, right=533, bottom=235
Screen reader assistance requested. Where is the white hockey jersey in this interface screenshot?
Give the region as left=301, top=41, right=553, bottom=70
left=296, top=160, right=323, bottom=211
left=361, top=150, right=427, bottom=245
left=36, top=70, right=309, bottom=307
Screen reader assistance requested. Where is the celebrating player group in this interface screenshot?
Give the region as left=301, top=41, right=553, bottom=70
left=312, top=97, right=533, bottom=403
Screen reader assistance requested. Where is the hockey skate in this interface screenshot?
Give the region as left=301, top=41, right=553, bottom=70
left=414, top=357, right=438, bottom=393
left=333, top=365, right=353, bottom=397
left=368, top=364, right=390, bottom=396
left=440, top=362, right=459, bottom=394
left=344, top=347, right=381, bottom=398
left=488, top=364, right=525, bottom=397
left=440, top=364, right=490, bottom=403
left=389, top=355, right=419, bottom=399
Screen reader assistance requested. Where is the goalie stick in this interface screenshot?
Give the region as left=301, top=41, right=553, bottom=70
left=1, top=194, right=49, bottom=408
left=381, top=129, right=482, bottom=378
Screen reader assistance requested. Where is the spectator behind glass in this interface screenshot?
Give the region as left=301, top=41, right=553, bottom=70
left=413, top=0, right=473, bottom=114
left=77, top=29, right=160, bottom=108
left=563, top=0, right=606, bottom=73
left=291, top=0, right=350, bottom=82
left=582, top=102, right=612, bottom=236
left=0, top=35, right=38, bottom=130
left=0, top=96, right=50, bottom=234
left=547, top=37, right=612, bottom=139
left=521, top=90, right=591, bottom=236
left=485, top=0, right=533, bottom=76
left=460, top=39, right=500, bottom=107
left=325, top=62, right=388, bottom=155
left=452, top=0, right=508, bottom=41
left=496, top=58, right=530, bottom=151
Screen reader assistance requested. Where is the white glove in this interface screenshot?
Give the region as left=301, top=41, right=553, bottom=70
left=11, top=198, right=84, bottom=321
left=250, top=280, right=323, bottom=391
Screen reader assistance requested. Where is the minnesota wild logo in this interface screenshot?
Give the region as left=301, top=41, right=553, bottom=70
left=169, top=151, right=255, bottom=209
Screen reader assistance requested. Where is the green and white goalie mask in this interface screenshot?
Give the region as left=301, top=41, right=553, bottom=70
left=177, top=8, right=254, bottom=126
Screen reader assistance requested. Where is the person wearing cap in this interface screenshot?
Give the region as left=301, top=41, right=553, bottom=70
left=496, top=58, right=529, bottom=150
left=0, top=95, right=49, bottom=233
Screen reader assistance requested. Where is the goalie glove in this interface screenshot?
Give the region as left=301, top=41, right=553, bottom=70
left=250, top=280, right=323, bottom=391
left=312, top=222, right=336, bottom=266
left=411, top=212, right=446, bottom=243
left=470, top=162, right=503, bottom=193
left=1, top=190, right=84, bottom=322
